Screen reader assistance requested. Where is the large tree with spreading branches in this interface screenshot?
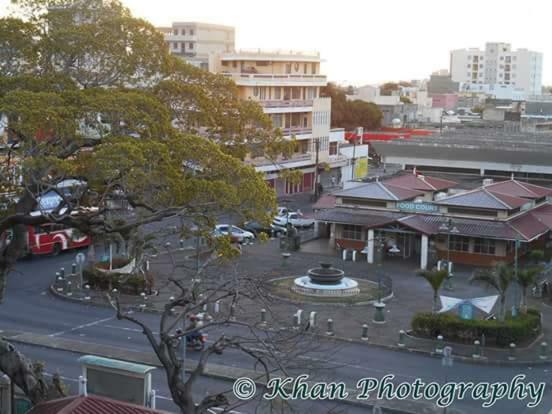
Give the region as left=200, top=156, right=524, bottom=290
left=0, top=0, right=297, bottom=410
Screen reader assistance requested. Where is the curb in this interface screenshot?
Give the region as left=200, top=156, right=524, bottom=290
left=49, top=285, right=552, bottom=367
left=6, top=331, right=463, bottom=414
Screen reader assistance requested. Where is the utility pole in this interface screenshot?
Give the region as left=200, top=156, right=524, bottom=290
left=313, top=138, right=320, bottom=200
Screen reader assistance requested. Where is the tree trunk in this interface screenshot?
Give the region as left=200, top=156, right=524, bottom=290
left=499, top=296, right=506, bottom=322
left=433, top=291, right=439, bottom=314
left=0, top=338, right=46, bottom=404
left=521, top=288, right=528, bottom=314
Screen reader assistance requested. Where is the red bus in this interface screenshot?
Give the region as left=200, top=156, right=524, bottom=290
left=26, top=224, right=91, bottom=256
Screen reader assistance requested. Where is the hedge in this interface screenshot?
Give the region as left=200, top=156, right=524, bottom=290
left=411, top=309, right=541, bottom=347
left=83, top=267, right=145, bottom=295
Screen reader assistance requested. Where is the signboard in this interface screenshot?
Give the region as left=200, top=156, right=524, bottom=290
left=458, top=303, right=474, bottom=320
left=396, top=201, right=439, bottom=213
left=354, top=158, right=368, bottom=179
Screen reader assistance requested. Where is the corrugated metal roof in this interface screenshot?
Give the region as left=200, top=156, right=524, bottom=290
left=384, top=174, right=457, bottom=191
left=27, top=395, right=165, bottom=414
left=334, top=181, right=423, bottom=201
left=509, top=213, right=549, bottom=241
left=315, top=208, right=401, bottom=227
left=437, top=189, right=511, bottom=209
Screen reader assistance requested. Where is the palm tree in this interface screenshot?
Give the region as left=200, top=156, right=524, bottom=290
left=470, top=262, right=514, bottom=321
left=417, top=268, right=449, bottom=313
left=517, top=266, right=543, bottom=313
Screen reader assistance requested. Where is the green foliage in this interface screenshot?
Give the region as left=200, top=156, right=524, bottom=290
left=400, top=96, right=412, bottom=104
left=321, top=83, right=382, bottom=130
left=411, top=309, right=541, bottom=347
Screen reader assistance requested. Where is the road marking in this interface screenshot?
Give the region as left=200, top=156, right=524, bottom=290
left=48, top=316, right=115, bottom=337
left=102, top=324, right=160, bottom=335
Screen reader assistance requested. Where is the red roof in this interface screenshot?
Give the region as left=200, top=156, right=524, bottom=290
left=509, top=212, right=550, bottom=241
left=486, top=190, right=530, bottom=209
left=312, top=194, right=336, bottom=210
left=27, top=395, right=165, bottom=414
left=384, top=173, right=457, bottom=192
left=485, top=180, right=552, bottom=199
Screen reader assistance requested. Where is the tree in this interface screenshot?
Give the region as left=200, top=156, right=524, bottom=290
left=380, top=82, right=400, bottom=96
left=0, top=0, right=286, bottom=408
left=470, top=263, right=514, bottom=321
left=400, top=96, right=412, bottom=104
left=417, top=268, right=448, bottom=313
left=321, top=82, right=382, bottom=130
left=517, top=267, right=542, bottom=313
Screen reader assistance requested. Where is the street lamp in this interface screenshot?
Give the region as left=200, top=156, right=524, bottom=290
left=439, top=218, right=459, bottom=290
left=513, top=239, right=521, bottom=316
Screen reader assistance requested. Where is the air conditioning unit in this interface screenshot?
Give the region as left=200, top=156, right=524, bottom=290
left=435, top=192, right=448, bottom=201
left=483, top=178, right=494, bottom=186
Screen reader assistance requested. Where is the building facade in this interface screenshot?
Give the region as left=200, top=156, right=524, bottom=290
left=450, top=42, right=543, bottom=96
left=315, top=173, right=552, bottom=269
left=157, top=22, right=235, bottom=69
left=210, top=49, right=348, bottom=195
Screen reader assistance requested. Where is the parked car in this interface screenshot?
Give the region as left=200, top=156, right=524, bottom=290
left=213, top=225, right=255, bottom=244
left=272, top=212, right=314, bottom=229
left=276, top=206, right=292, bottom=217
left=243, top=221, right=274, bottom=236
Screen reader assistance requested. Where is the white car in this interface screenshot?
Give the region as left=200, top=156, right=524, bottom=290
left=213, top=225, right=255, bottom=244
left=272, top=212, right=314, bottom=229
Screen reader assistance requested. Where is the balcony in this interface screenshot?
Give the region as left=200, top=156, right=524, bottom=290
left=222, top=72, right=327, bottom=87
left=247, top=153, right=314, bottom=172
left=221, top=49, right=321, bottom=62
left=259, top=99, right=314, bottom=113
left=279, top=127, right=312, bottom=138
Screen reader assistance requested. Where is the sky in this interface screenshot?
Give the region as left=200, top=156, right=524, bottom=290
left=1, top=0, right=550, bottom=86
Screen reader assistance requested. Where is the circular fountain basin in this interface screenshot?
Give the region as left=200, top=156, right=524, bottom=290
left=292, top=275, right=360, bottom=297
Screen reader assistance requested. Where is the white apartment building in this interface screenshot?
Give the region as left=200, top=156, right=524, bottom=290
left=450, top=42, right=543, bottom=95
left=158, top=22, right=235, bottom=70
left=210, top=49, right=347, bottom=195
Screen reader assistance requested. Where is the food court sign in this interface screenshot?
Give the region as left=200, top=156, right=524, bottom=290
left=396, top=201, right=439, bottom=213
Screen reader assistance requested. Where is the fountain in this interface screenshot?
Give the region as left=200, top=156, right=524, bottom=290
left=292, top=263, right=360, bottom=297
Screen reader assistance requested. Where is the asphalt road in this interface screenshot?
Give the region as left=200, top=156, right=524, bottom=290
left=2, top=250, right=552, bottom=413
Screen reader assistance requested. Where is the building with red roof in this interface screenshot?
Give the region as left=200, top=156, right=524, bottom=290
left=315, top=172, right=552, bottom=267
left=27, top=394, right=166, bottom=414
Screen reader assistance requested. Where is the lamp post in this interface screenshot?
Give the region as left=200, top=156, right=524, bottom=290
left=439, top=218, right=459, bottom=290
left=513, top=239, right=520, bottom=316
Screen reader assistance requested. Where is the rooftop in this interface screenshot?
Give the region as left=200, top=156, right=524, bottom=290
left=27, top=394, right=165, bottom=414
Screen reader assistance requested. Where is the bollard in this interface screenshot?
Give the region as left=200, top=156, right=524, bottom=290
left=202, top=303, right=208, bottom=312
left=296, top=309, right=303, bottom=325
left=361, top=324, right=369, bottom=341
left=435, top=335, right=444, bottom=354
left=72, top=263, right=77, bottom=275
left=480, top=333, right=486, bottom=357
left=293, top=314, right=299, bottom=329
left=326, top=319, right=334, bottom=336
left=84, top=284, right=91, bottom=301
left=281, top=252, right=291, bottom=267
left=342, top=249, right=348, bottom=261
left=179, top=239, right=185, bottom=250
left=66, top=281, right=73, bottom=296
left=260, top=308, right=267, bottom=325
left=60, top=267, right=65, bottom=278
left=540, top=342, right=548, bottom=360
left=398, top=330, right=406, bottom=347
left=214, top=301, right=220, bottom=314
left=508, top=343, right=517, bottom=361
left=55, top=272, right=64, bottom=292
left=472, top=340, right=481, bottom=359
left=229, top=304, right=236, bottom=321
left=309, top=311, right=317, bottom=328
left=352, top=250, right=357, bottom=262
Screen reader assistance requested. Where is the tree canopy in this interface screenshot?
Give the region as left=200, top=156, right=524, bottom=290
left=0, top=0, right=284, bottom=406
left=321, top=82, right=382, bottom=130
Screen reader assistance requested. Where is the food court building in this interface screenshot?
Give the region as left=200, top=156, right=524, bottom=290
left=314, top=173, right=552, bottom=268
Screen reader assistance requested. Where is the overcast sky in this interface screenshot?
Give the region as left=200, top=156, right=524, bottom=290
left=2, top=0, right=550, bottom=86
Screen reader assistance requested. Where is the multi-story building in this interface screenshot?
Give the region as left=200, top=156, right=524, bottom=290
left=157, top=22, right=235, bottom=70
left=450, top=42, right=543, bottom=95
left=209, top=49, right=347, bottom=196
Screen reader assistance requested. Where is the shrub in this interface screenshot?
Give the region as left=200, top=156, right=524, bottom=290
left=83, top=267, right=145, bottom=295
left=411, top=309, right=541, bottom=347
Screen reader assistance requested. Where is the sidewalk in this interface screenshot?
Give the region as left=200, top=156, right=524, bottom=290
left=50, top=238, right=552, bottom=366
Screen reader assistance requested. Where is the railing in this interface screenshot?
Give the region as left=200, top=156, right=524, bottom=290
left=259, top=99, right=314, bottom=108
left=222, top=73, right=327, bottom=83
left=247, top=153, right=312, bottom=167
left=229, top=48, right=320, bottom=58
left=280, top=127, right=312, bottom=136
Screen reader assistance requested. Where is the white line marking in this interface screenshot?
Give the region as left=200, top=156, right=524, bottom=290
left=48, top=316, right=115, bottom=337
left=102, top=324, right=160, bottom=335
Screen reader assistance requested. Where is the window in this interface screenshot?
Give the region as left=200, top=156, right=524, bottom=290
left=188, top=42, right=194, bottom=49
left=285, top=63, right=292, bottom=74
left=449, top=236, right=469, bottom=252
left=232, top=61, right=237, bottom=68
left=275, top=87, right=281, bottom=99
left=292, top=88, right=301, bottom=99
left=294, top=63, right=299, bottom=71
left=180, top=28, right=185, bottom=35
left=467, top=64, right=471, bottom=68
left=272, top=114, right=282, bottom=128
left=329, top=141, right=338, bottom=155
left=190, top=29, right=194, bottom=35
left=180, top=42, right=185, bottom=50
left=172, top=42, right=178, bottom=50
left=342, top=225, right=362, bottom=240
left=311, top=63, right=316, bottom=74
left=304, top=64, right=308, bottom=74
left=172, top=29, right=178, bottom=35
left=474, top=239, right=496, bottom=255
